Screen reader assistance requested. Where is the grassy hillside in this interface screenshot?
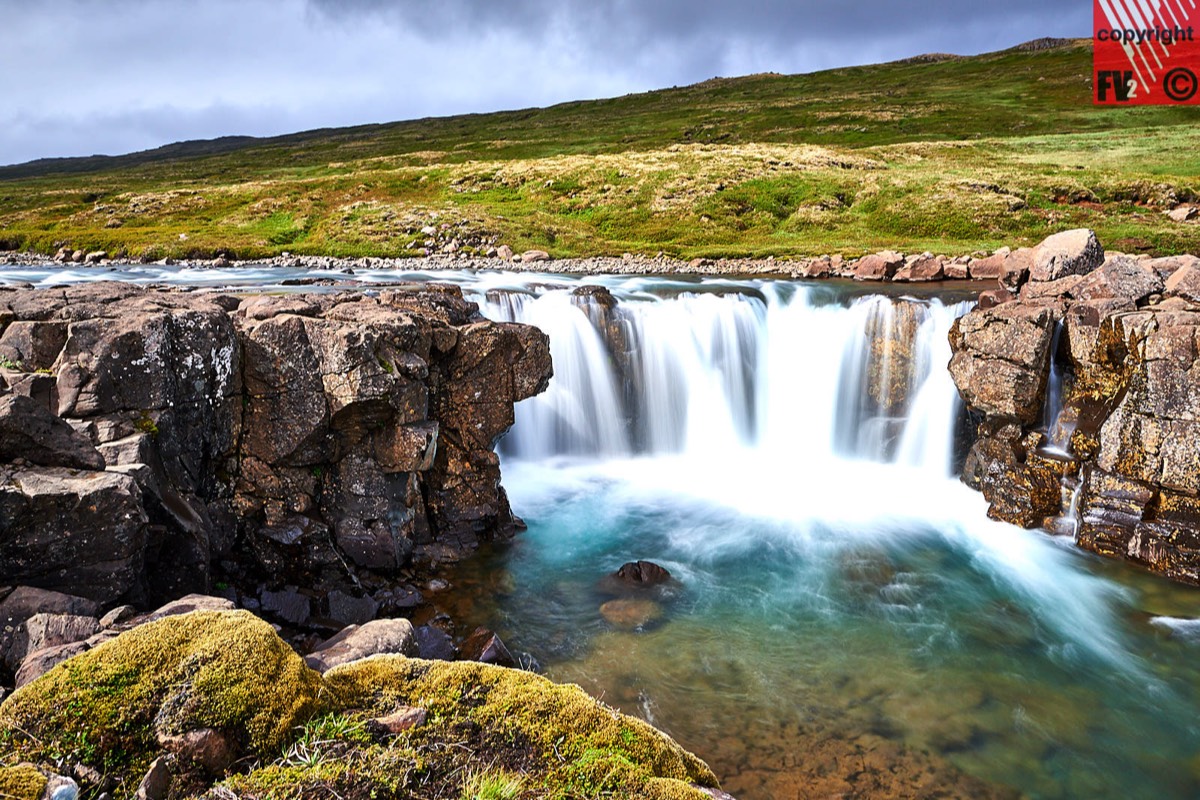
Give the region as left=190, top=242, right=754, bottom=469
left=1, top=38, right=1198, bottom=260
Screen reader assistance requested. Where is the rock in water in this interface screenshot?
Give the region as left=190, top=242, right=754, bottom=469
left=600, top=598, right=665, bottom=630
left=614, top=560, right=673, bottom=587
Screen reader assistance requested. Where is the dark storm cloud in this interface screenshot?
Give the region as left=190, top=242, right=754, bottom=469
left=0, top=0, right=1089, bottom=166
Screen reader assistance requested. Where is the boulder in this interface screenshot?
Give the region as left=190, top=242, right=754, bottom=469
left=893, top=253, right=945, bottom=282
left=0, top=468, right=148, bottom=603
left=0, top=394, right=105, bottom=471
left=148, top=595, right=237, bottom=620
left=259, top=587, right=311, bottom=626
left=944, top=258, right=969, bottom=280
left=852, top=251, right=904, bottom=281
left=365, top=706, right=427, bottom=736
left=520, top=249, right=551, bottom=263
left=0, top=610, right=324, bottom=796
left=413, top=624, right=457, bottom=661
left=0, top=321, right=68, bottom=371
left=134, top=756, right=173, bottom=800
left=1029, top=229, right=1104, bottom=282
left=948, top=304, right=1058, bottom=424
left=7, top=613, right=100, bottom=673
left=1073, top=255, right=1163, bottom=305
left=977, top=288, right=1016, bottom=310
left=327, top=590, right=380, bottom=626
left=967, top=248, right=1008, bottom=280
left=1165, top=206, right=1198, bottom=223
left=0, top=587, right=100, bottom=624
left=459, top=627, right=516, bottom=667
left=600, top=598, right=665, bottom=630
left=15, top=640, right=92, bottom=688
left=613, top=560, right=673, bottom=587
left=1164, top=264, right=1200, bottom=303
left=156, top=727, right=237, bottom=775
left=999, top=248, right=1034, bottom=291
left=1147, top=254, right=1200, bottom=281
left=304, top=618, right=417, bottom=672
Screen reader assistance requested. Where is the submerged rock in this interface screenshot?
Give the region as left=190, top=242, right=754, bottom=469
left=600, top=598, right=665, bottom=630
left=614, top=560, right=673, bottom=587
left=459, top=626, right=516, bottom=667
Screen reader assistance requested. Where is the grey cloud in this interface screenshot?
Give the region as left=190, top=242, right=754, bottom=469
left=1, top=0, right=1090, bottom=166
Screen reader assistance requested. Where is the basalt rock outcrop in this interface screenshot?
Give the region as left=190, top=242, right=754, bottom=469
left=0, top=282, right=551, bottom=611
left=950, top=229, right=1200, bottom=584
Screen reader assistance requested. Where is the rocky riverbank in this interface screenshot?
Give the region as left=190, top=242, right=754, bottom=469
left=0, top=244, right=1082, bottom=282
left=0, top=281, right=553, bottom=678
left=947, top=228, right=1200, bottom=584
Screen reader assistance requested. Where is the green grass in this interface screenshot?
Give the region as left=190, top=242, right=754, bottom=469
left=459, top=767, right=526, bottom=800
left=1, top=39, right=1198, bottom=260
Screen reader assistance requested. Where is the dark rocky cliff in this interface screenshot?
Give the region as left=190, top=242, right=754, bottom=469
left=949, top=229, right=1200, bottom=584
left=0, top=282, right=551, bottom=613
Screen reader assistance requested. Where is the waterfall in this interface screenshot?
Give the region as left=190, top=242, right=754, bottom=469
left=480, top=282, right=972, bottom=476
left=1039, top=320, right=1077, bottom=455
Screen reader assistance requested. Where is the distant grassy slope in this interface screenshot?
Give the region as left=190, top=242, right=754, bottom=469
left=1, top=39, right=1197, bottom=259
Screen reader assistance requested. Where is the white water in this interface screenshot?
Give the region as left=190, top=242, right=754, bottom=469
left=483, top=284, right=970, bottom=472
left=475, top=279, right=1141, bottom=671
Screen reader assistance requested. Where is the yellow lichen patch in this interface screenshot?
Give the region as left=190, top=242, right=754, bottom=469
left=0, top=611, right=324, bottom=793
left=324, top=656, right=717, bottom=799
left=0, top=764, right=48, bottom=800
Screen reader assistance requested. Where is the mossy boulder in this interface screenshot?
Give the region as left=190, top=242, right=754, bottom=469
left=318, top=655, right=718, bottom=799
left=0, top=611, right=723, bottom=799
left=0, top=610, right=324, bottom=794
left=0, top=764, right=47, bottom=800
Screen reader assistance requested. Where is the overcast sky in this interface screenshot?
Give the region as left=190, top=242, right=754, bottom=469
left=0, top=0, right=1089, bottom=166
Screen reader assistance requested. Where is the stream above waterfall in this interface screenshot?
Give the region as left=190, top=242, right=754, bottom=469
left=4, top=265, right=1199, bottom=800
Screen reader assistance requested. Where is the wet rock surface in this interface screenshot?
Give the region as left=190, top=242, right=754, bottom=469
left=950, top=230, right=1200, bottom=584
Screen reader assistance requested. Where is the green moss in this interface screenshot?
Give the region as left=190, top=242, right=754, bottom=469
left=0, top=611, right=324, bottom=795
left=324, top=656, right=717, bottom=799
left=0, top=614, right=720, bottom=800
left=134, top=413, right=160, bottom=437
left=0, top=764, right=48, bottom=800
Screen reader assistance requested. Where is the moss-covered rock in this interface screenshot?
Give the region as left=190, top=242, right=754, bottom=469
left=0, top=610, right=324, bottom=795
left=319, top=655, right=718, bottom=799
left=0, top=764, right=47, bottom=800
left=0, top=610, right=724, bottom=800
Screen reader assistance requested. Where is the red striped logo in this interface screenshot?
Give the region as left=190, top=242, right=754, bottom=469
left=1094, top=0, right=1199, bottom=103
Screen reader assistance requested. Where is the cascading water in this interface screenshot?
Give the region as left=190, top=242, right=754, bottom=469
left=482, top=284, right=970, bottom=474
left=457, top=274, right=1200, bottom=800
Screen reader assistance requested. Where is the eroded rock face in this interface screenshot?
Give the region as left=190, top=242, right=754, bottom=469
left=0, top=282, right=552, bottom=607
left=950, top=230, right=1200, bottom=584
left=948, top=303, right=1057, bottom=424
